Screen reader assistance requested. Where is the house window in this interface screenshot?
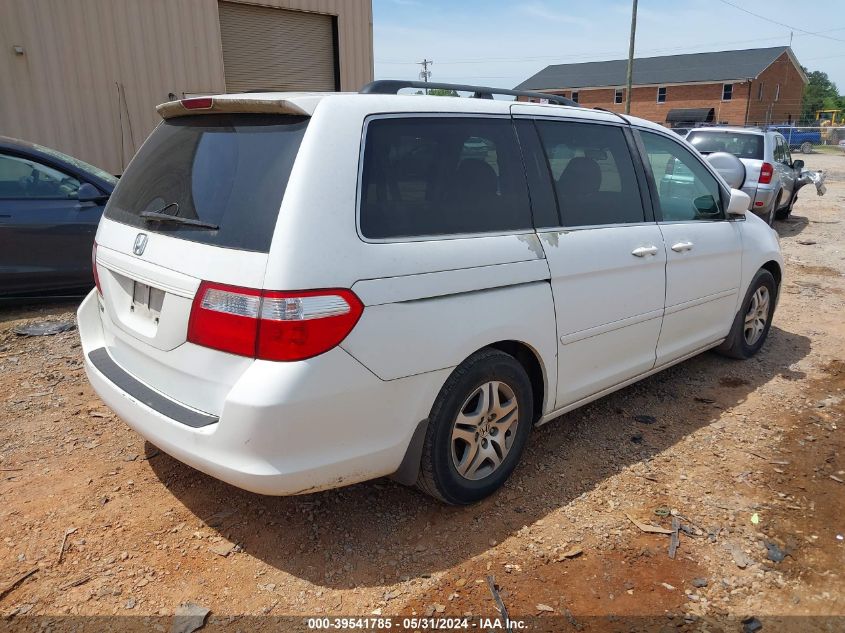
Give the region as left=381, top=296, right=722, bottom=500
left=775, top=84, right=780, bottom=102
left=657, top=87, right=666, bottom=103
left=758, top=82, right=764, bottom=101
left=614, top=88, right=624, bottom=104
left=571, top=91, right=579, bottom=103
left=722, top=83, right=733, bottom=100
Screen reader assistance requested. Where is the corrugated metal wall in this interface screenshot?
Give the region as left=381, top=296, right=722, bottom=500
left=0, top=0, right=373, bottom=174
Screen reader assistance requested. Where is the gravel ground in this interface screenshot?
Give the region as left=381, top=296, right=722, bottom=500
left=1, top=154, right=843, bottom=632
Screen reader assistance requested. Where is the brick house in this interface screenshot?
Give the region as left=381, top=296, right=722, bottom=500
left=515, top=47, right=807, bottom=128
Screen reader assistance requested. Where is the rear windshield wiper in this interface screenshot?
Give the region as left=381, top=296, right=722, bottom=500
left=140, top=203, right=219, bottom=230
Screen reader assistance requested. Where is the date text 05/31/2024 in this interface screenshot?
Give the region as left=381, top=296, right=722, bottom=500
left=306, top=617, right=528, bottom=630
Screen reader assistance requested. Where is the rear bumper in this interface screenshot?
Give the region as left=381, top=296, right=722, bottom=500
left=743, top=186, right=777, bottom=219
left=77, top=290, right=447, bottom=495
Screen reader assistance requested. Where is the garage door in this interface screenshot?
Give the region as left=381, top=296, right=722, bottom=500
left=218, top=1, right=338, bottom=92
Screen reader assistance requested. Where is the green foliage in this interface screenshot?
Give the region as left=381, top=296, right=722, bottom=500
left=802, top=67, right=843, bottom=121
left=427, top=88, right=460, bottom=97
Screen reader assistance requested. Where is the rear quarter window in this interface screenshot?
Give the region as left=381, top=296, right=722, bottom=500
left=687, top=131, right=763, bottom=160
left=104, top=114, right=308, bottom=252
left=359, top=116, right=532, bottom=239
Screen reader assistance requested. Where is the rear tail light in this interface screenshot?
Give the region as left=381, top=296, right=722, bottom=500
left=92, top=242, right=102, bottom=295
left=187, top=282, right=363, bottom=361
left=759, top=162, right=774, bottom=184
left=181, top=97, right=213, bottom=110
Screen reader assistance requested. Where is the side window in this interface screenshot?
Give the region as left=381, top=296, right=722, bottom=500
left=640, top=131, right=725, bottom=222
left=359, top=117, right=531, bottom=239
left=0, top=154, right=80, bottom=200
left=534, top=120, right=645, bottom=227
left=772, top=138, right=784, bottom=163
left=776, top=137, right=791, bottom=165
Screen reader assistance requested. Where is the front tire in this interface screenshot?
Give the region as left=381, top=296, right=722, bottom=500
left=416, top=348, right=533, bottom=505
left=716, top=269, right=777, bottom=359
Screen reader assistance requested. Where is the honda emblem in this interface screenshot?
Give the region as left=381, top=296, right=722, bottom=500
left=133, top=233, right=148, bottom=256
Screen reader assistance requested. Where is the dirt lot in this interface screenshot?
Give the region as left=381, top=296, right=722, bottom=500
left=1, top=154, right=844, bottom=632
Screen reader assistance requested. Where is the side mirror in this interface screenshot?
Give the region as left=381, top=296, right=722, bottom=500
left=727, top=188, right=750, bottom=217
left=792, top=159, right=804, bottom=171
left=705, top=152, right=746, bottom=189
left=76, top=182, right=109, bottom=204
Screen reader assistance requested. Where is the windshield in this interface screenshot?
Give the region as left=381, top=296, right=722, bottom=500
left=104, top=114, right=309, bottom=252
left=686, top=131, right=763, bottom=160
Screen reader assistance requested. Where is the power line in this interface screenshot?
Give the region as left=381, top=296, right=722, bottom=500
left=715, top=0, right=845, bottom=43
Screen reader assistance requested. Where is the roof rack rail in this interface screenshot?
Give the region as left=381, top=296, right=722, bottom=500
left=360, top=80, right=579, bottom=107
left=592, top=107, right=630, bottom=124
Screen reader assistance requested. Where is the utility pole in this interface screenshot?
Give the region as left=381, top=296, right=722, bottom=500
left=624, top=0, right=638, bottom=115
left=419, top=59, right=433, bottom=94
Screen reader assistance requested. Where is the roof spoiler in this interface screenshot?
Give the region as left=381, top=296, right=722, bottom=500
left=361, top=80, right=580, bottom=107
left=156, top=96, right=310, bottom=119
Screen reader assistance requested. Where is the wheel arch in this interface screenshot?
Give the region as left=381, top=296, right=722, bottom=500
left=761, top=259, right=782, bottom=297
left=487, top=340, right=547, bottom=425
left=390, top=339, right=550, bottom=487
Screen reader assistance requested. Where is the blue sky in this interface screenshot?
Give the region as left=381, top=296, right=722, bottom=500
left=373, top=0, right=845, bottom=94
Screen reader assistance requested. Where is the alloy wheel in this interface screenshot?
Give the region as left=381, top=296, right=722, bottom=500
left=450, top=381, right=519, bottom=481
left=743, top=286, right=770, bottom=346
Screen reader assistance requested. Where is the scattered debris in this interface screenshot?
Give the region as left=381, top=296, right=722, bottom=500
left=625, top=512, right=674, bottom=535
left=57, top=527, right=77, bottom=564
left=60, top=575, right=91, bottom=590
left=486, top=576, right=512, bottom=633
left=725, top=542, right=753, bottom=569
left=692, top=578, right=708, bottom=588
left=797, top=240, right=818, bottom=246
left=660, top=582, right=675, bottom=591
left=694, top=397, right=716, bottom=404
left=209, top=542, right=235, bottom=557
left=831, top=475, right=843, bottom=484
left=557, top=547, right=583, bottom=561
left=13, top=321, right=76, bottom=336
left=751, top=513, right=760, bottom=525
left=630, top=431, right=644, bottom=444
left=172, top=602, right=211, bottom=633
left=0, top=568, right=38, bottom=601
left=536, top=603, right=554, bottom=613
left=764, top=541, right=788, bottom=563
left=668, top=516, right=680, bottom=559
left=742, top=616, right=763, bottom=633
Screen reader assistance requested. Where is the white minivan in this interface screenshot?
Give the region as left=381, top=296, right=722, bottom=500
left=79, top=82, right=783, bottom=504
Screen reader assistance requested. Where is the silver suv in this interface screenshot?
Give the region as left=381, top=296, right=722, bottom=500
left=687, top=127, right=803, bottom=225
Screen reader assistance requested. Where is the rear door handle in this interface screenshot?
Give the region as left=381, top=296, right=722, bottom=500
left=671, top=241, right=694, bottom=252
left=631, top=245, right=659, bottom=257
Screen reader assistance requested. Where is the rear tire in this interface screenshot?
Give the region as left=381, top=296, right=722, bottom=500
left=775, top=192, right=796, bottom=220
left=800, top=141, right=813, bottom=154
left=416, top=348, right=533, bottom=505
left=716, top=269, right=777, bottom=360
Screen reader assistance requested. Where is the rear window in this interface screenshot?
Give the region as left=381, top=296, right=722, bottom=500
left=104, top=114, right=308, bottom=252
left=686, top=131, right=763, bottom=160
left=359, top=117, right=532, bottom=239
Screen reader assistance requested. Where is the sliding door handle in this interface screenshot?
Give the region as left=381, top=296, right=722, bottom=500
left=631, top=245, right=659, bottom=257
left=671, top=241, right=694, bottom=252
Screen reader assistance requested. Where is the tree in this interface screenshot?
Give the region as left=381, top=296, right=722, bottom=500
left=427, top=88, right=459, bottom=97
left=802, top=68, right=841, bottom=122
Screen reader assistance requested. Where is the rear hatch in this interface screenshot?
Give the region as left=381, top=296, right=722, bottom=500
left=94, top=106, right=309, bottom=415
left=686, top=129, right=765, bottom=188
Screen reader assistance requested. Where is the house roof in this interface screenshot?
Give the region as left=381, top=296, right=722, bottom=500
left=515, top=46, right=807, bottom=91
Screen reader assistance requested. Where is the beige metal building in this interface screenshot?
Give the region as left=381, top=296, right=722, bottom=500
left=0, top=0, right=374, bottom=174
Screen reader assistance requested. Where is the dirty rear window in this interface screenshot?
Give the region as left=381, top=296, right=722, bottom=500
left=686, top=131, right=763, bottom=160
left=104, top=114, right=308, bottom=252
